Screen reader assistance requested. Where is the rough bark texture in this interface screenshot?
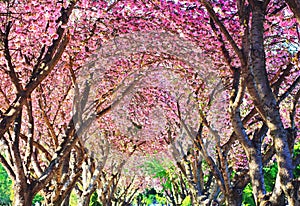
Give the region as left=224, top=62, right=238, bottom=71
left=245, top=1, right=296, bottom=204
left=13, top=184, right=34, bottom=206
left=246, top=146, right=266, bottom=204
left=225, top=191, right=243, bottom=206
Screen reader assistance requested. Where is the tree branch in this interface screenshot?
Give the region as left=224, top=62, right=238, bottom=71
left=24, top=97, right=34, bottom=179
left=3, top=21, right=22, bottom=92
left=200, top=0, right=245, bottom=63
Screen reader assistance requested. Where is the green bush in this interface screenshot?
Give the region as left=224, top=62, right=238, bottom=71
left=0, top=164, right=12, bottom=205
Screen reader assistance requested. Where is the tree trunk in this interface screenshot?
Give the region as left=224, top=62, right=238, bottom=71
left=225, top=190, right=243, bottom=206
left=268, top=177, right=286, bottom=206
left=61, top=192, right=71, bottom=206
left=13, top=184, right=34, bottom=206
left=271, top=129, right=296, bottom=205
left=246, top=145, right=266, bottom=204
left=247, top=1, right=296, bottom=204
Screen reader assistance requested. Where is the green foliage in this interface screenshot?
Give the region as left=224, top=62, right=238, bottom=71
left=142, top=158, right=175, bottom=192
left=0, top=164, right=12, bottom=205
left=242, top=183, right=255, bottom=206
left=141, top=194, right=154, bottom=205
left=263, top=163, right=278, bottom=192
left=135, top=188, right=166, bottom=205
left=0, top=164, right=45, bottom=205
left=70, top=191, right=79, bottom=206
left=143, top=158, right=166, bottom=177
left=32, top=194, right=44, bottom=205
left=293, top=142, right=300, bottom=178
left=181, top=196, right=191, bottom=206
left=155, top=194, right=167, bottom=205
left=90, top=192, right=101, bottom=206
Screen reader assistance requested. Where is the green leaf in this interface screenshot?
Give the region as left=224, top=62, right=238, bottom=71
left=0, top=164, right=12, bottom=205
left=242, top=183, right=255, bottom=206
left=181, top=196, right=191, bottom=206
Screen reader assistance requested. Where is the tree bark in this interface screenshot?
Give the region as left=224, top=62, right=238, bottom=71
left=61, top=193, right=71, bottom=206
left=13, top=184, right=34, bottom=206
left=225, top=189, right=243, bottom=206
left=247, top=1, right=296, bottom=204
left=246, top=145, right=266, bottom=204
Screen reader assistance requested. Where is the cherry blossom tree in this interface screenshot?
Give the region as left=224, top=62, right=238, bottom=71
left=152, top=0, right=299, bottom=204
left=101, top=1, right=300, bottom=204
left=198, top=1, right=300, bottom=205
left=0, top=0, right=127, bottom=204
left=0, top=0, right=299, bottom=205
